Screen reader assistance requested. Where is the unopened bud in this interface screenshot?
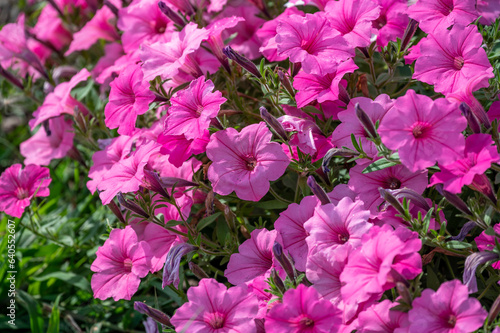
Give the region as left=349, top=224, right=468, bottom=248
left=277, top=70, right=294, bottom=96
left=106, top=199, right=126, bottom=224
left=260, top=107, right=288, bottom=141
left=338, top=84, right=351, bottom=105
left=355, top=103, right=378, bottom=139
left=158, top=1, right=187, bottom=27
left=379, top=188, right=406, bottom=216
left=449, top=221, right=477, bottom=241
left=272, top=242, right=296, bottom=281
left=460, top=102, right=481, bottom=134
left=0, top=66, right=24, bottom=90
left=117, top=193, right=150, bottom=218
left=144, top=170, right=171, bottom=199
left=223, top=46, right=262, bottom=78
left=401, top=19, right=419, bottom=51
left=134, top=302, right=172, bottom=327
left=307, top=176, right=331, bottom=205
left=488, top=294, right=500, bottom=325
left=390, top=188, right=431, bottom=211
left=104, top=0, right=119, bottom=16
left=163, top=243, right=198, bottom=288
left=270, top=268, right=286, bottom=294
left=396, top=281, right=412, bottom=305
left=188, top=262, right=209, bottom=280
left=322, top=148, right=359, bottom=173
left=435, top=184, right=472, bottom=216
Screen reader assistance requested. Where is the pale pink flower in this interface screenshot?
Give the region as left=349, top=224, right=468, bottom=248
left=105, top=64, right=155, bottom=135
left=65, top=3, right=120, bottom=55
left=357, top=299, right=410, bottom=333
left=20, top=116, right=74, bottom=166
left=408, top=280, right=487, bottom=333
left=91, top=226, right=152, bottom=301
left=341, top=225, right=422, bottom=305
left=372, top=0, right=409, bottom=47
left=0, top=164, right=51, bottom=218
left=276, top=12, right=354, bottom=75
left=29, top=69, right=91, bottom=130
left=207, top=122, right=290, bottom=201
left=225, top=228, right=280, bottom=285
left=304, top=197, right=372, bottom=256
left=171, top=279, right=259, bottom=333
left=140, top=22, right=209, bottom=80
left=324, top=0, right=381, bottom=48
left=430, top=134, right=500, bottom=194
left=141, top=222, right=181, bottom=272
left=293, top=59, right=358, bottom=108
left=378, top=90, right=467, bottom=172
left=165, top=76, right=226, bottom=140
left=408, top=0, right=478, bottom=33
left=413, top=24, right=494, bottom=95
left=265, top=284, right=343, bottom=333
left=475, top=224, right=500, bottom=269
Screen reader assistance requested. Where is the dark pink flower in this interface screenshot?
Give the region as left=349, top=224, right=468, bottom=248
left=91, top=226, right=152, bottom=301
left=408, top=0, right=478, bottom=33
left=0, top=164, right=51, bottom=218
left=357, top=299, right=410, bottom=333
left=207, top=122, right=290, bottom=201
left=265, top=284, right=343, bottom=333
left=171, top=279, right=259, bottom=332
left=279, top=116, right=325, bottom=155
left=372, top=0, right=409, bottom=47
left=293, top=59, right=358, bottom=108
left=477, top=0, right=500, bottom=25
left=165, top=76, right=226, bottom=140
left=206, top=16, right=245, bottom=70
left=324, top=0, right=381, bottom=47
left=408, top=280, right=487, bottom=333
left=276, top=12, right=353, bottom=75
left=33, top=5, right=72, bottom=51
left=475, top=224, right=500, bottom=269
left=20, top=116, right=74, bottom=166
left=413, top=24, right=494, bottom=95
left=158, top=129, right=210, bottom=168
left=105, top=65, right=155, bottom=135
left=378, top=90, right=467, bottom=172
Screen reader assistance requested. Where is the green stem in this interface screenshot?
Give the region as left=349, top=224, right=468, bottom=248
left=269, top=187, right=292, bottom=204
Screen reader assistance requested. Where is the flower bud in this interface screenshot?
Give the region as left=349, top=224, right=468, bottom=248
left=188, top=262, right=209, bottom=280
left=307, top=176, right=331, bottom=205
left=338, top=84, right=351, bottom=105
left=117, top=192, right=150, bottom=218
left=355, top=103, right=378, bottom=140
left=379, top=188, right=406, bottom=216
left=322, top=148, right=359, bottom=173
left=460, top=102, right=481, bottom=134
left=163, top=243, right=198, bottom=288
left=223, top=46, right=262, bottom=78
left=158, top=1, right=187, bottom=27
left=272, top=242, right=296, bottom=281
left=401, top=19, right=419, bottom=51
left=104, top=0, right=119, bottom=16
left=463, top=251, right=499, bottom=293
left=396, top=281, right=412, bottom=305
left=449, top=221, right=476, bottom=241
left=134, top=302, right=172, bottom=327
left=488, top=294, right=500, bottom=325
left=270, top=268, right=286, bottom=294
left=277, top=70, right=294, bottom=96
left=390, top=188, right=431, bottom=211
left=0, top=66, right=24, bottom=90
left=160, top=177, right=198, bottom=189
left=260, top=107, right=288, bottom=141
left=143, top=169, right=170, bottom=199
left=469, top=174, right=497, bottom=205
left=435, top=184, right=473, bottom=216
left=106, top=199, right=126, bottom=224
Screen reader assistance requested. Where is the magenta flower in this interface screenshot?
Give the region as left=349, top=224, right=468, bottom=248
left=140, top=22, right=209, bottom=81
left=475, top=224, right=500, bottom=269
left=20, top=116, right=74, bottom=166
left=279, top=116, right=326, bottom=156
left=141, top=222, right=180, bottom=273
left=104, top=65, right=155, bottom=135
left=276, top=12, right=354, bottom=75
left=413, top=24, right=494, bottom=95
left=65, top=3, right=120, bottom=56
left=33, top=5, right=72, bottom=51
left=408, top=280, right=487, bottom=333
left=357, top=299, right=410, bottom=333
left=378, top=90, right=467, bottom=172
left=91, top=226, right=152, bottom=301
left=430, top=134, right=500, bottom=196
left=29, top=69, right=91, bottom=130
left=408, top=0, right=478, bottom=33
left=206, top=16, right=245, bottom=71
left=324, top=0, right=381, bottom=48
left=372, top=0, right=409, bottom=47
left=341, top=225, right=422, bottom=305
left=0, top=164, right=51, bottom=218
left=207, top=122, right=290, bottom=201
left=265, top=284, right=342, bottom=333
left=477, top=0, right=500, bottom=25
left=293, top=59, right=358, bottom=108
left=171, top=279, right=259, bottom=332
left=304, top=197, right=372, bottom=256
left=225, top=228, right=280, bottom=285
left=165, top=76, right=226, bottom=140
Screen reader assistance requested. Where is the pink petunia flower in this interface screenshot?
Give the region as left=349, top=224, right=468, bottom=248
left=33, top=5, right=72, bottom=51
left=413, top=24, right=494, bottom=95
left=279, top=116, right=327, bottom=156
left=341, top=225, right=422, bottom=305
left=408, top=280, right=487, bottom=333
left=165, top=76, right=226, bottom=140
left=158, top=129, right=210, bottom=168
left=140, top=22, right=209, bottom=81
left=276, top=12, right=354, bottom=75
left=265, top=284, right=343, bottom=333
left=225, top=228, right=280, bottom=285
left=91, top=226, right=152, bottom=301
left=20, top=116, right=75, bottom=166
left=408, top=0, right=478, bottom=33
left=304, top=197, right=372, bottom=256
left=474, top=224, right=500, bottom=269
left=357, top=299, right=410, bottom=333
left=477, top=0, right=500, bottom=25
left=104, top=64, right=155, bottom=135
left=29, top=68, right=91, bottom=130
left=378, top=90, right=467, bottom=172
left=0, top=164, right=51, bottom=218
left=171, top=278, right=259, bottom=332
left=430, top=134, right=500, bottom=196
left=141, top=222, right=181, bottom=273
left=206, top=122, right=290, bottom=201
left=372, top=0, right=409, bottom=47
left=206, top=16, right=245, bottom=71
left=293, top=59, right=358, bottom=108
left=324, top=0, right=381, bottom=48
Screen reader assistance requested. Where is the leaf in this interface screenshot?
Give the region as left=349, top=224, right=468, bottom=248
left=362, top=158, right=398, bottom=173
left=446, top=240, right=473, bottom=250
left=254, top=200, right=290, bottom=210
left=47, top=294, right=61, bottom=333
left=17, top=290, right=44, bottom=333
left=197, top=212, right=221, bottom=231
left=32, top=272, right=90, bottom=291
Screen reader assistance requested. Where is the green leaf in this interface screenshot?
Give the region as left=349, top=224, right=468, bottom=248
left=32, top=272, right=90, bottom=291
left=47, top=294, right=61, bottom=333
left=362, top=158, right=398, bottom=173
left=446, top=240, right=473, bottom=250
left=254, top=200, right=290, bottom=210
left=197, top=212, right=222, bottom=231
left=17, top=290, right=44, bottom=333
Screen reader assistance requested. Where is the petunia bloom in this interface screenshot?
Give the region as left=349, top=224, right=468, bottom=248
left=91, top=226, right=152, bottom=301
left=408, top=280, right=487, bottom=333
left=357, top=299, right=410, bottom=333
left=475, top=224, right=500, bottom=269
left=171, top=278, right=259, bottom=332
left=378, top=90, right=467, bottom=172
left=207, top=122, right=290, bottom=201
left=0, top=164, right=51, bottom=218
left=372, top=0, right=409, bottom=47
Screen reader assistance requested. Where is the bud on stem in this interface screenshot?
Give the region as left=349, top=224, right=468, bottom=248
left=223, top=46, right=262, bottom=78
left=355, top=103, right=378, bottom=140
left=134, top=302, right=172, bottom=327
left=307, top=176, right=331, bottom=205
left=259, top=106, right=288, bottom=141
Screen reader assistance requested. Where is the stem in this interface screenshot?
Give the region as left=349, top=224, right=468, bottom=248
left=269, top=187, right=292, bottom=204
left=477, top=278, right=495, bottom=301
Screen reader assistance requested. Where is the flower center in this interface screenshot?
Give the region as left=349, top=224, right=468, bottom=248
left=209, top=312, right=226, bottom=329
left=373, top=14, right=387, bottom=29
left=437, top=0, right=454, bottom=15
left=245, top=155, right=258, bottom=171
left=387, top=178, right=401, bottom=190
left=123, top=258, right=133, bottom=272
left=299, top=316, right=314, bottom=328
left=338, top=232, right=350, bottom=244
left=196, top=104, right=204, bottom=116
left=447, top=314, right=457, bottom=328
left=155, top=21, right=167, bottom=34
left=411, top=122, right=430, bottom=138
left=16, top=188, right=30, bottom=200
left=300, top=39, right=313, bottom=53
left=453, top=56, right=465, bottom=70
